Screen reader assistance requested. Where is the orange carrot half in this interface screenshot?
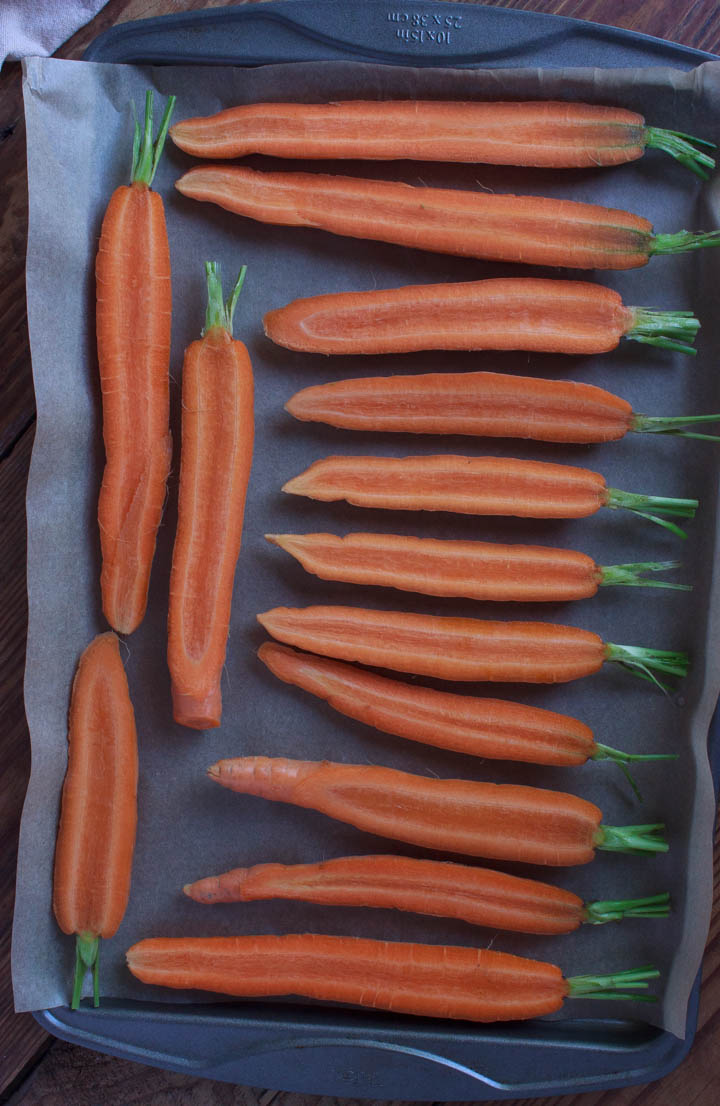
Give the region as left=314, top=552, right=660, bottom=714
left=257, top=642, right=676, bottom=775
left=176, top=164, right=720, bottom=271
left=266, top=532, right=690, bottom=601
left=287, top=370, right=720, bottom=444
left=167, top=263, right=254, bottom=729
left=257, top=605, right=689, bottom=689
left=264, top=278, right=700, bottom=357
left=127, top=933, right=659, bottom=1021
left=208, top=756, right=668, bottom=864
left=184, top=854, right=670, bottom=934
left=169, top=98, right=714, bottom=177
left=283, top=455, right=698, bottom=539
left=53, top=632, right=138, bottom=1009
left=96, top=91, right=175, bottom=634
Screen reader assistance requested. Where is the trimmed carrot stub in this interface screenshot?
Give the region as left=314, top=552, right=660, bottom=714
left=96, top=91, right=175, bottom=635
left=287, top=370, right=720, bottom=444
left=169, top=98, right=714, bottom=177
left=264, top=278, right=700, bottom=357
left=266, top=532, right=690, bottom=601
left=176, top=165, right=720, bottom=271
left=184, top=854, right=670, bottom=934
left=208, top=756, right=668, bottom=864
left=53, top=632, right=138, bottom=1009
left=258, top=642, right=677, bottom=775
left=127, top=933, right=659, bottom=1021
left=167, top=263, right=254, bottom=729
left=257, top=605, right=689, bottom=690
left=283, top=455, right=698, bottom=539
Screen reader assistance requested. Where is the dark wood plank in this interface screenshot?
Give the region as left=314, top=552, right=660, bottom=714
left=2, top=1, right=720, bottom=1103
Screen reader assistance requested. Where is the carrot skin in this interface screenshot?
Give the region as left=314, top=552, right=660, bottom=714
left=127, top=932, right=568, bottom=1021
left=257, top=641, right=595, bottom=765
left=167, top=271, right=254, bottom=730
left=286, top=370, right=635, bottom=443
left=283, top=455, right=609, bottom=519
left=264, top=278, right=636, bottom=356
left=96, top=181, right=172, bottom=634
left=183, top=854, right=587, bottom=934
left=169, top=100, right=646, bottom=168
left=209, top=756, right=602, bottom=866
left=176, top=165, right=656, bottom=271
left=266, top=532, right=604, bottom=602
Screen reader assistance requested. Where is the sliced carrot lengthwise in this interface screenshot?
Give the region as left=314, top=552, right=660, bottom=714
left=257, top=605, right=689, bottom=689
left=96, top=91, right=175, bottom=634
left=266, top=532, right=690, bottom=601
left=184, top=853, right=670, bottom=933
left=263, top=278, right=700, bottom=357
left=207, top=756, right=668, bottom=863
left=127, top=933, right=659, bottom=1021
left=169, top=98, right=715, bottom=177
left=176, top=165, right=720, bottom=270
left=287, top=370, right=720, bottom=444
left=53, top=632, right=138, bottom=1009
left=284, top=455, right=698, bottom=538
left=257, top=641, right=676, bottom=773
left=168, top=264, right=254, bottom=729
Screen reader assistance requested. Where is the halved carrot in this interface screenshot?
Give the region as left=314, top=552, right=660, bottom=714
left=167, top=263, right=254, bottom=729
left=96, top=91, right=175, bottom=635
left=257, top=605, right=689, bottom=689
left=176, top=165, right=720, bottom=270
left=169, top=99, right=714, bottom=177
left=283, top=455, right=698, bottom=539
left=257, top=642, right=675, bottom=774
left=266, top=532, right=689, bottom=601
left=264, top=278, right=700, bottom=356
left=127, top=933, right=659, bottom=1022
left=184, top=854, right=670, bottom=934
left=286, top=370, right=720, bottom=443
left=208, top=756, right=668, bottom=864
left=53, top=632, right=138, bottom=1009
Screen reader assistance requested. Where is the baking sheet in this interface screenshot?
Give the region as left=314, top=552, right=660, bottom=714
left=14, top=54, right=720, bottom=1039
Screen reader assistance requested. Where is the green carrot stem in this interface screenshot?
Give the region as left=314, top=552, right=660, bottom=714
left=566, top=964, right=660, bottom=1001
left=599, top=560, right=691, bottom=590
left=71, top=932, right=100, bottom=1010
left=650, top=230, right=720, bottom=255
left=633, top=414, right=720, bottom=440
left=644, top=125, right=716, bottom=179
left=594, top=823, right=668, bottom=854
left=592, top=742, right=679, bottom=765
left=203, top=262, right=247, bottom=337
left=131, top=91, right=176, bottom=188
left=626, top=307, right=700, bottom=355
left=605, top=488, right=697, bottom=539
left=583, top=892, right=671, bottom=925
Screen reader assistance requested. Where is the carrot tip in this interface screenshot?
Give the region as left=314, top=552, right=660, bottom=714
left=172, top=685, right=222, bottom=730
left=207, top=763, right=221, bottom=778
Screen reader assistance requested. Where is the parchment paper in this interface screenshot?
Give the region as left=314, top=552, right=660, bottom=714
left=14, top=55, right=720, bottom=1041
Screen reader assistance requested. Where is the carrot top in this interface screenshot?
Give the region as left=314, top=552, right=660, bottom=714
left=131, top=90, right=177, bottom=188
left=203, top=261, right=247, bottom=336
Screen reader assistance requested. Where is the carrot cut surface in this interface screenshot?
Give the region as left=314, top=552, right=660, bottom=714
left=287, top=371, right=720, bottom=445
left=266, top=532, right=688, bottom=602
left=53, top=632, right=138, bottom=1008
left=208, top=756, right=668, bottom=864
left=96, top=92, right=175, bottom=634
left=264, top=278, right=700, bottom=356
left=168, top=264, right=254, bottom=729
left=184, top=853, right=670, bottom=933
left=283, top=454, right=698, bottom=538
left=257, top=605, right=689, bottom=689
left=169, top=98, right=714, bottom=177
left=177, top=165, right=720, bottom=270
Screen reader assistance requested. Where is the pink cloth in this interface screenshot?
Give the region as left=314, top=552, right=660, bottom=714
left=1, top=0, right=108, bottom=67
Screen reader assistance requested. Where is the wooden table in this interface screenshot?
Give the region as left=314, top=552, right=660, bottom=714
left=2, top=1, right=720, bottom=1103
